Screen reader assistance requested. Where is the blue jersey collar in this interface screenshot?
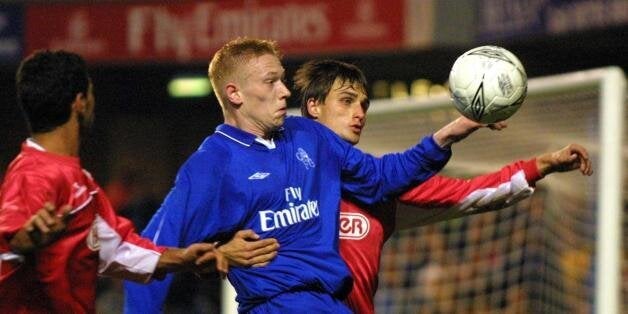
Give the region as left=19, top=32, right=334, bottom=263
left=215, top=124, right=257, bottom=147
left=214, top=124, right=284, bottom=148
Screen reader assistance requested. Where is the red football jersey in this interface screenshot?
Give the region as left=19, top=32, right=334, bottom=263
left=0, top=141, right=166, bottom=314
left=339, top=159, right=541, bottom=314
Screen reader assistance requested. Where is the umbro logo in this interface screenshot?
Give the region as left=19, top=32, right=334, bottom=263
left=470, top=74, right=486, bottom=121
left=248, top=172, right=271, bottom=180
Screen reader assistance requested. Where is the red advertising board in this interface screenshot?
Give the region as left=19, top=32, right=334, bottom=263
left=26, top=0, right=405, bottom=62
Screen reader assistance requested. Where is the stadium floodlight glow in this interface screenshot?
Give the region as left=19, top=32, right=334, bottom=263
left=168, top=76, right=212, bottom=98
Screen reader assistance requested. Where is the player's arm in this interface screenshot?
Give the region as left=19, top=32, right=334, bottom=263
left=395, top=159, right=537, bottom=228
left=432, top=116, right=506, bottom=148
left=97, top=211, right=222, bottom=283
left=395, top=143, right=592, bottom=229
left=151, top=242, right=218, bottom=280
left=8, top=202, right=72, bottom=254
left=334, top=116, right=496, bottom=205
left=152, top=230, right=280, bottom=280
left=535, top=143, right=592, bottom=176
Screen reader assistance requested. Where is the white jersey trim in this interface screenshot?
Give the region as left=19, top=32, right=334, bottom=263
left=215, top=131, right=251, bottom=147
left=459, top=170, right=534, bottom=212
left=95, top=215, right=161, bottom=283
left=255, top=137, right=276, bottom=149
left=26, top=138, right=46, bottom=151
left=215, top=130, right=277, bottom=149
left=397, top=170, right=535, bottom=229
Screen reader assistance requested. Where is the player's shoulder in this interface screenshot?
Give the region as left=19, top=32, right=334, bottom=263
left=284, top=115, right=332, bottom=137
left=7, top=152, right=58, bottom=177
left=180, top=135, right=233, bottom=174
left=197, top=134, right=234, bottom=159
left=3, top=153, right=67, bottom=188
left=285, top=115, right=319, bottom=129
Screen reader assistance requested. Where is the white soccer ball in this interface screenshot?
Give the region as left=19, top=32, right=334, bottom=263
left=448, top=45, right=527, bottom=123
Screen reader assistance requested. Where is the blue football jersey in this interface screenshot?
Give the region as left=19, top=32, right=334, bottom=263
left=124, top=116, right=450, bottom=313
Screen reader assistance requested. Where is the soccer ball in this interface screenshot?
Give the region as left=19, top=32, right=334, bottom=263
left=448, top=45, right=527, bottom=124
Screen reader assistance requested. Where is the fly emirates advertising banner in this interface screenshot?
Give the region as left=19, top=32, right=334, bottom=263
left=25, top=0, right=434, bottom=62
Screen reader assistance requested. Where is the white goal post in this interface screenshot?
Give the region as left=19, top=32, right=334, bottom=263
left=221, top=67, right=625, bottom=314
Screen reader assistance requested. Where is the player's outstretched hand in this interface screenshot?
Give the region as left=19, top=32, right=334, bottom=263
left=486, top=120, right=508, bottom=130
left=537, top=143, right=593, bottom=176
left=433, top=116, right=507, bottom=148
left=215, top=230, right=279, bottom=278
left=9, top=202, right=72, bottom=253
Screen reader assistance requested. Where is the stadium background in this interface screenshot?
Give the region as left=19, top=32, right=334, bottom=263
left=0, top=0, right=625, bottom=313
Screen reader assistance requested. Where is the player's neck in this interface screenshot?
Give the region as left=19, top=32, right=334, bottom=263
left=224, top=115, right=274, bottom=140
left=31, top=120, right=80, bottom=157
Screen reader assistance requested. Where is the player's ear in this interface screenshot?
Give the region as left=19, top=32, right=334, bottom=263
left=306, top=98, right=321, bottom=118
left=71, top=93, right=86, bottom=113
left=225, top=83, right=243, bottom=106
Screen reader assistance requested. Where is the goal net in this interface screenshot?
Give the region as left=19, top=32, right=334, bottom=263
left=354, top=67, right=626, bottom=314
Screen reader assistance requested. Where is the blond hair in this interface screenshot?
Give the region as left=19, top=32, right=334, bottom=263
left=209, top=38, right=282, bottom=107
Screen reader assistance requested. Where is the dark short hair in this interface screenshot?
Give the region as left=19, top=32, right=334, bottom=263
left=16, top=50, right=89, bottom=133
left=293, top=60, right=368, bottom=118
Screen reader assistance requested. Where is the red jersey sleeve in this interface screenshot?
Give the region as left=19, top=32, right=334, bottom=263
left=396, top=159, right=541, bottom=229
left=89, top=183, right=167, bottom=283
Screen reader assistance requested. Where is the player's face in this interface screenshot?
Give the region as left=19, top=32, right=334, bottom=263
left=237, top=54, right=291, bottom=137
left=316, top=79, right=368, bottom=145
